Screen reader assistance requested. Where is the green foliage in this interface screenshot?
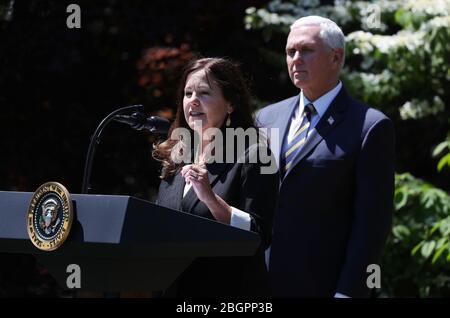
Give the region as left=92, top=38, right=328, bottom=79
left=433, top=137, right=450, bottom=172
left=394, top=173, right=450, bottom=261
left=383, top=173, right=450, bottom=297
left=344, top=14, right=450, bottom=120
left=246, top=0, right=450, bottom=121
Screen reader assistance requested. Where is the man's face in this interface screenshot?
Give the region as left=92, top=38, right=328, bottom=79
left=285, top=25, right=338, bottom=94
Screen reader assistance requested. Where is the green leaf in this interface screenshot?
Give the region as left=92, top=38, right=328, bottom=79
left=422, top=190, right=436, bottom=209
left=439, top=217, right=450, bottom=236
left=436, top=237, right=448, bottom=249
left=432, top=243, right=448, bottom=264
left=432, top=141, right=449, bottom=157
left=394, top=8, right=409, bottom=28
left=430, top=221, right=441, bottom=235
left=412, top=242, right=423, bottom=256
left=394, top=186, right=408, bottom=210
left=393, top=225, right=411, bottom=239
left=421, top=241, right=436, bottom=258
left=437, top=153, right=450, bottom=172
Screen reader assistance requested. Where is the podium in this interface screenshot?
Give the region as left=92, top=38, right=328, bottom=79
left=0, top=191, right=260, bottom=292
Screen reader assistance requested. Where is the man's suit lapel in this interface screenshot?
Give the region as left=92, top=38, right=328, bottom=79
left=181, top=162, right=231, bottom=213
left=283, top=87, right=349, bottom=180
left=273, top=94, right=300, bottom=166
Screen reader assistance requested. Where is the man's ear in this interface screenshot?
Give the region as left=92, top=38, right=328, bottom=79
left=331, top=48, right=344, bottom=68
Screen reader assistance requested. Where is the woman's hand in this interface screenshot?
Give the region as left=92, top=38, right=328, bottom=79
left=181, top=164, right=215, bottom=204
left=181, top=163, right=232, bottom=224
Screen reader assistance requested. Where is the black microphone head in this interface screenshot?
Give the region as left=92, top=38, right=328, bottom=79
left=114, top=112, right=146, bottom=130
left=114, top=113, right=170, bottom=135
left=145, top=116, right=171, bottom=134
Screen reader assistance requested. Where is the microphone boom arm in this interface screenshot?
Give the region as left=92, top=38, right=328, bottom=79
left=81, top=105, right=144, bottom=194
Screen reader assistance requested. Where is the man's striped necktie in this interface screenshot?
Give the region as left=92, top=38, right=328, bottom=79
left=280, top=103, right=316, bottom=178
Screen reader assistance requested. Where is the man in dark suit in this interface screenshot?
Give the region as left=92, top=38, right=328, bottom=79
left=256, top=16, right=395, bottom=297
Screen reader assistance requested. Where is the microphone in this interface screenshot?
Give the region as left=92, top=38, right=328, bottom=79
left=114, top=112, right=171, bottom=134
left=82, top=104, right=170, bottom=194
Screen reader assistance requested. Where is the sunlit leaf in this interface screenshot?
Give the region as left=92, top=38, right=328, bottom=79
left=421, top=241, right=436, bottom=258
left=431, top=243, right=448, bottom=264
left=412, top=242, right=423, bottom=256
left=437, top=153, right=450, bottom=172
left=393, top=225, right=411, bottom=239
left=432, top=141, right=449, bottom=157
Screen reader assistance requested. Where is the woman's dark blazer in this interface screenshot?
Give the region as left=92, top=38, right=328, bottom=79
left=157, top=145, right=279, bottom=297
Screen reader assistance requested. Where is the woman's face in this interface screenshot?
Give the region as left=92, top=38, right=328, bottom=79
left=183, top=70, right=233, bottom=132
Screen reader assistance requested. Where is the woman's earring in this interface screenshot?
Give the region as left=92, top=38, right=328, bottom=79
left=226, top=113, right=231, bottom=127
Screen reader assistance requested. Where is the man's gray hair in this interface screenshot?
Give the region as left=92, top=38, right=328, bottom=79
left=291, top=16, right=345, bottom=67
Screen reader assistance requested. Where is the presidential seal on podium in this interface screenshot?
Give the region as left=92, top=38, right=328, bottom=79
left=27, top=182, right=73, bottom=251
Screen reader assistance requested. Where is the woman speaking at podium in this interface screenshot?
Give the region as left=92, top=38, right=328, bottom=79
left=153, top=58, right=278, bottom=297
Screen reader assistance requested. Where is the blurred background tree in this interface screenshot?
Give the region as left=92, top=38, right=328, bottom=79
left=245, top=0, right=450, bottom=297
left=0, top=0, right=449, bottom=297
left=0, top=0, right=269, bottom=198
